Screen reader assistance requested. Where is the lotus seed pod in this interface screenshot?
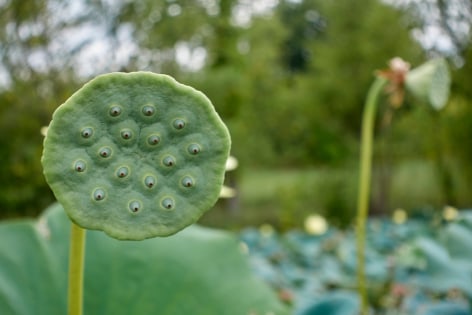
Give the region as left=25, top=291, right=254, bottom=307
left=41, top=72, right=231, bottom=240
left=405, top=58, right=450, bottom=110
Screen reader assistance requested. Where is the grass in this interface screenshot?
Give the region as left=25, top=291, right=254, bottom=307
left=200, top=159, right=468, bottom=231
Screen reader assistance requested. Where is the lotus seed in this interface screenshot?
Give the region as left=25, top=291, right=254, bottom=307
left=144, top=175, right=156, bottom=188
left=142, top=105, right=156, bottom=116
left=109, top=105, right=122, bottom=117
left=161, top=197, right=174, bottom=210
left=81, top=127, right=93, bottom=138
left=147, top=135, right=160, bottom=145
left=116, top=166, right=129, bottom=178
left=93, top=189, right=106, bottom=201
left=121, top=129, right=133, bottom=140
left=188, top=144, right=201, bottom=155
left=99, top=147, right=112, bottom=158
left=129, top=200, right=141, bottom=213
left=181, top=176, right=194, bottom=187
left=74, top=160, right=86, bottom=172
left=163, top=156, right=175, bottom=167
left=173, top=119, right=185, bottom=130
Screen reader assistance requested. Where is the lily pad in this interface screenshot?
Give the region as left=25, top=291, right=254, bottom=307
left=0, top=204, right=289, bottom=315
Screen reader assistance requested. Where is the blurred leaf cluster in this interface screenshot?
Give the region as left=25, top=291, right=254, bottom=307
left=240, top=210, right=472, bottom=314
left=1, top=0, right=472, bottom=219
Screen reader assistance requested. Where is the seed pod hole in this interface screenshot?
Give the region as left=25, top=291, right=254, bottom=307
left=173, top=119, right=185, bottom=130
left=147, top=135, right=160, bottom=145
left=93, top=188, right=106, bottom=201
left=81, top=127, right=93, bottom=138
left=74, top=160, right=86, bottom=172
left=109, top=105, right=122, bottom=117
left=121, top=129, right=133, bottom=140
left=163, top=156, right=175, bottom=167
left=99, top=147, right=112, bottom=158
left=188, top=144, right=201, bottom=155
left=142, top=105, right=156, bottom=116
left=129, top=200, right=141, bottom=213
left=144, top=175, right=156, bottom=188
left=116, top=166, right=129, bottom=178
left=161, top=198, right=174, bottom=210
left=181, top=176, right=194, bottom=188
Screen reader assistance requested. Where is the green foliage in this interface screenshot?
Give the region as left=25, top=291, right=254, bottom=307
left=240, top=212, right=472, bottom=314
left=305, top=0, right=423, bottom=133
left=0, top=0, right=99, bottom=217
left=0, top=203, right=290, bottom=315
left=1, top=0, right=472, bottom=219
left=298, top=291, right=359, bottom=315
left=205, top=162, right=470, bottom=232
left=0, top=76, right=77, bottom=217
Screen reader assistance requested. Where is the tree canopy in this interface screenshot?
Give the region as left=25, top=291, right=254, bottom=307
left=0, top=0, right=471, bottom=218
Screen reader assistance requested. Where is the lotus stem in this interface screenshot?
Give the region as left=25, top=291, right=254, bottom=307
left=356, top=76, right=387, bottom=315
left=68, top=222, right=86, bottom=315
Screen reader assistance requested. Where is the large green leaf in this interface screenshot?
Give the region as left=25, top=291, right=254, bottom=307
left=297, top=291, right=359, bottom=315
left=440, top=222, right=472, bottom=261
left=397, top=237, right=472, bottom=297
left=0, top=203, right=289, bottom=315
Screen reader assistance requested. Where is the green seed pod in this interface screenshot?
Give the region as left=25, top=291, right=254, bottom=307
left=173, top=119, right=185, bottom=130
left=161, top=197, right=175, bottom=210
left=93, top=188, right=106, bottom=201
left=116, top=166, right=129, bottom=178
left=162, top=155, right=176, bottom=167
left=109, top=105, right=122, bottom=117
left=147, top=134, right=161, bottom=146
left=120, top=129, right=133, bottom=140
left=144, top=175, right=156, bottom=188
left=81, top=127, right=94, bottom=138
left=129, top=200, right=141, bottom=213
left=99, top=147, right=112, bottom=158
left=181, top=176, right=194, bottom=188
left=405, top=58, right=450, bottom=110
left=74, top=160, right=86, bottom=172
left=41, top=72, right=231, bottom=240
left=188, top=144, right=201, bottom=155
left=142, top=105, right=156, bottom=117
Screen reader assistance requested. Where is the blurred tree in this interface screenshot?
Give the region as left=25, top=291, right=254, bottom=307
left=277, top=0, right=325, bottom=73
left=1, top=0, right=471, bottom=220
left=0, top=0, right=128, bottom=217
left=0, top=1, right=79, bottom=217
left=306, top=0, right=424, bottom=135
left=390, top=0, right=472, bottom=58
left=253, top=0, right=425, bottom=167
left=439, top=45, right=472, bottom=206
left=388, top=0, right=472, bottom=208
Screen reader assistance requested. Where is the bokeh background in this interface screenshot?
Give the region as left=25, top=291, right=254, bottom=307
left=1, top=0, right=471, bottom=230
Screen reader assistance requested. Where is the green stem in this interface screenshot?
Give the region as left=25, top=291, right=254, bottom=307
left=68, top=222, right=86, bottom=315
left=356, top=76, right=387, bottom=315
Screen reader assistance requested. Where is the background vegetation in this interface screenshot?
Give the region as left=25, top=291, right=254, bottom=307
left=1, top=0, right=471, bottom=229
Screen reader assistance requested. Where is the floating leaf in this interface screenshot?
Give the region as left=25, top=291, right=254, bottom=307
left=0, top=204, right=289, bottom=315
left=297, top=291, right=359, bottom=315
left=440, top=222, right=472, bottom=261
left=398, top=237, right=472, bottom=297
left=421, top=302, right=471, bottom=315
